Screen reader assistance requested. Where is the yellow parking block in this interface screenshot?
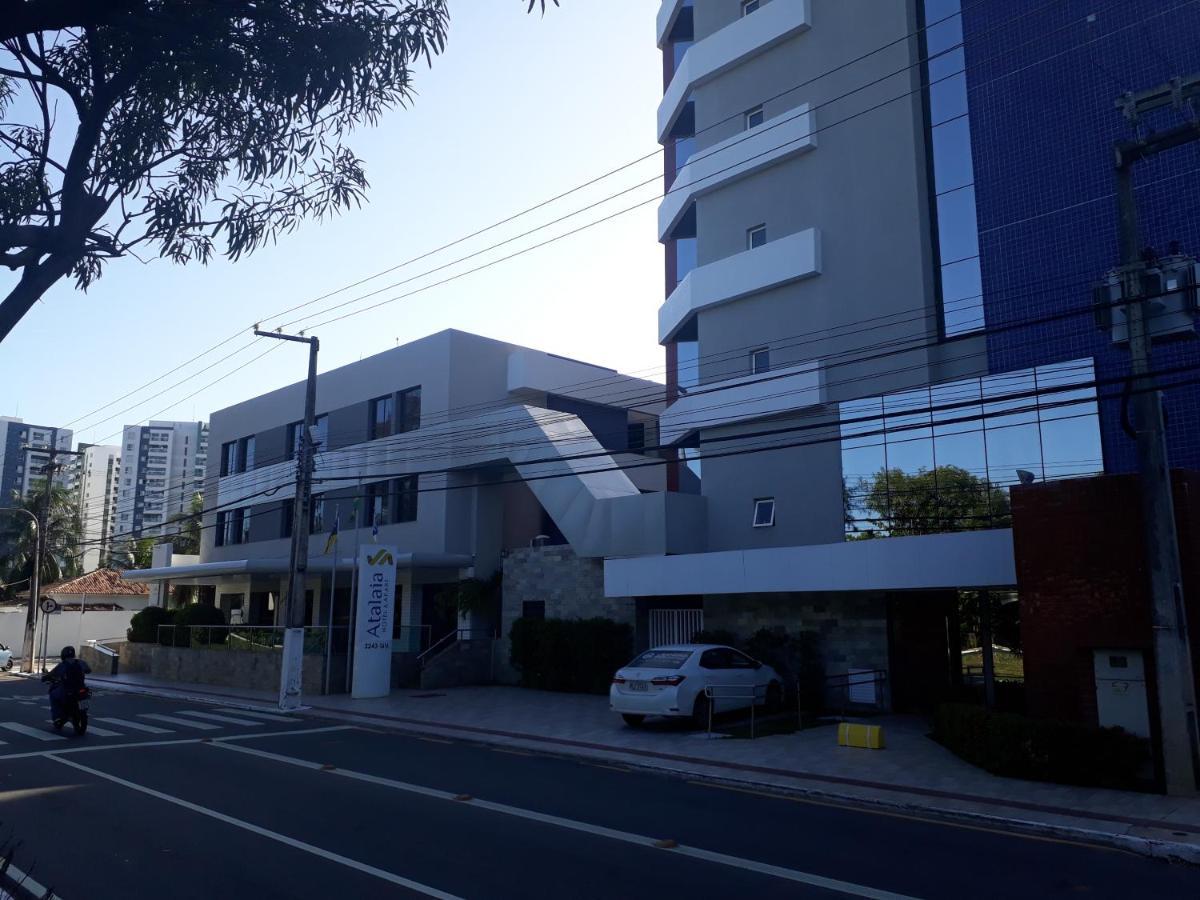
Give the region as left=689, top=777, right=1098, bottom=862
left=837, top=722, right=885, bottom=750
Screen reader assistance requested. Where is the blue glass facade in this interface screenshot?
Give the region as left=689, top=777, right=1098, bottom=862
left=959, top=0, right=1200, bottom=472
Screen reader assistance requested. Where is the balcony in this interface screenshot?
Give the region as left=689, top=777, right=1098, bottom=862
left=658, top=0, right=812, bottom=142
left=658, top=362, right=823, bottom=445
left=656, top=0, right=687, bottom=48
left=659, top=104, right=816, bottom=241
left=659, top=228, right=821, bottom=343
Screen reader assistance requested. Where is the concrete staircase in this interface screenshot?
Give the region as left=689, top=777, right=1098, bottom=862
left=419, top=638, right=496, bottom=690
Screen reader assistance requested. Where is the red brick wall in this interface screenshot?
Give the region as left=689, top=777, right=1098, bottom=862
left=1011, top=472, right=1200, bottom=731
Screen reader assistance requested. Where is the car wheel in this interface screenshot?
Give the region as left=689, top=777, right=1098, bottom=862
left=765, top=681, right=783, bottom=714
left=621, top=714, right=646, bottom=728
left=691, top=693, right=711, bottom=730
left=2, top=660, right=10, bottom=671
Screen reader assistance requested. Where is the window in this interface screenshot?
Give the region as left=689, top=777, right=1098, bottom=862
left=309, top=495, right=325, bottom=534
left=369, top=395, right=395, bottom=440
left=750, top=347, right=770, bottom=375
left=392, top=475, right=418, bottom=523
left=630, top=649, right=692, bottom=669
left=239, top=435, right=255, bottom=471
left=753, top=498, right=776, bottom=528
left=700, top=648, right=735, bottom=669
left=220, top=440, right=237, bottom=476
left=747, top=224, right=767, bottom=250
left=285, top=422, right=302, bottom=461
left=281, top=498, right=294, bottom=538
left=365, top=481, right=389, bottom=528
left=745, top=104, right=764, bottom=129
left=398, top=386, right=421, bottom=433
left=627, top=421, right=646, bottom=452
left=240, top=507, right=252, bottom=545
left=215, top=510, right=229, bottom=546
left=521, top=601, right=546, bottom=621
left=741, top=0, right=760, bottom=15
left=312, top=415, right=329, bottom=451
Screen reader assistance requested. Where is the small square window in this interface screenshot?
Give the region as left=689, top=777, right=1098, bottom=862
left=748, top=224, right=767, bottom=250
left=750, top=347, right=770, bottom=374
left=742, top=0, right=761, bottom=15
left=753, top=498, right=776, bottom=528
left=745, top=105, right=764, bottom=129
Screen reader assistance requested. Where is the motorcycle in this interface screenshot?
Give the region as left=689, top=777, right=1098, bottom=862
left=44, top=676, right=90, bottom=736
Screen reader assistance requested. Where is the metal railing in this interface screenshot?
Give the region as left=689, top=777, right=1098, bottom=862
left=391, top=624, right=433, bottom=655
left=156, top=624, right=329, bottom=654
left=416, top=628, right=496, bottom=668
left=703, top=683, right=769, bottom=739
left=824, top=669, right=888, bottom=721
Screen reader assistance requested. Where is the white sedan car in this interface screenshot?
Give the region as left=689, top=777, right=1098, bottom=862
left=609, top=644, right=782, bottom=728
left=0, top=643, right=12, bottom=672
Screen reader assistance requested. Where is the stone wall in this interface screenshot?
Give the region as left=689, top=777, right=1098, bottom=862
left=498, top=546, right=635, bottom=683
left=703, top=591, right=890, bottom=706
left=118, top=641, right=327, bottom=694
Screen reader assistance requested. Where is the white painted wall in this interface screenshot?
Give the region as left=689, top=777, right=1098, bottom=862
left=0, top=608, right=134, bottom=656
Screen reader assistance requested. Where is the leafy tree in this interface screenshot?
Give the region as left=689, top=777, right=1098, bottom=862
left=852, top=465, right=1010, bottom=538
left=0, top=1, right=557, bottom=341
left=111, top=535, right=155, bottom=570
left=162, top=491, right=203, bottom=555
left=0, top=485, right=81, bottom=598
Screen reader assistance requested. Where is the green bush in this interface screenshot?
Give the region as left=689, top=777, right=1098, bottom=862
left=509, top=617, right=632, bottom=694
left=166, top=602, right=228, bottom=647
left=933, top=703, right=1149, bottom=790
left=127, top=606, right=173, bottom=644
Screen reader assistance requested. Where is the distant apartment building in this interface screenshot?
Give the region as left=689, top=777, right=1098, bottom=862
left=75, top=443, right=121, bottom=572
left=0, top=417, right=74, bottom=501
left=115, top=421, right=209, bottom=540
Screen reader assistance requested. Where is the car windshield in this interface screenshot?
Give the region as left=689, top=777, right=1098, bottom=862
left=628, top=650, right=692, bottom=669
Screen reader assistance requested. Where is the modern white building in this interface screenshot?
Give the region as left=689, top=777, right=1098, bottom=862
left=75, top=443, right=121, bottom=572
left=115, top=421, right=208, bottom=541
left=0, top=417, right=75, bottom=502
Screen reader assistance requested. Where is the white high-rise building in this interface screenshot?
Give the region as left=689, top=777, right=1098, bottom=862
left=115, top=421, right=209, bottom=541
left=75, top=444, right=121, bottom=572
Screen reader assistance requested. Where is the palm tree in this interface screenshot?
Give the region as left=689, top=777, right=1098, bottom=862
left=0, top=486, right=82, bottom=600
left=163, top=492, right=204, bottom=555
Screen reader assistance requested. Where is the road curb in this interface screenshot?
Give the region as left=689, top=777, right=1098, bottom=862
left=82, top=676, right=1200, bottom=865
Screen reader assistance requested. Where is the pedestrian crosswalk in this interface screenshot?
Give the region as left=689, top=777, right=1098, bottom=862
left=0, top=702, right=305, bottom=748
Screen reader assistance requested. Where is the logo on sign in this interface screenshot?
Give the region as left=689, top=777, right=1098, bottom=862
left=367, top=548, right=394, bottom=566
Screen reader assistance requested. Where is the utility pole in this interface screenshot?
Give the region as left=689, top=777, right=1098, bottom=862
left=255, top=328, right=319, bottom=710
left=19, top=446, right=82, bottom=673
left=1111, top=75, right=1200, bottom=795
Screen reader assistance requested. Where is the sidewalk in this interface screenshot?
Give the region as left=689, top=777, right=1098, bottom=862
left=87, top=672, right=1200, bottom=863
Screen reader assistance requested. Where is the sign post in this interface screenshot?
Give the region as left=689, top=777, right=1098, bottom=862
left=351, top=545, right=398, bottom=699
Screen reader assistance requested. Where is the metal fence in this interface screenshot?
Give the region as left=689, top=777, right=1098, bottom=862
left=703, top=683, right=769, bottom=739
left=156, top=624, right=329, bottom=654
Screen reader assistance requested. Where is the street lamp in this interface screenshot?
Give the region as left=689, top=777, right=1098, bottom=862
left=0, top=507, right=39, bottom=674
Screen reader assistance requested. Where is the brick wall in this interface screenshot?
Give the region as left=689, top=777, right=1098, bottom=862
left=1012, top=472, right=1200, bottom=729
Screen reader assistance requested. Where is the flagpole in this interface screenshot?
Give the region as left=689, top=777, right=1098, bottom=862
left=345, top=477, right=363, bottom=695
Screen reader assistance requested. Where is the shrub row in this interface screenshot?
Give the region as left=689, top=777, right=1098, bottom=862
left=127, top=603, right=227, bottom=646
left=509, top=617, right=632, bottom=694
left=933, top=702, right=1149, bottom=790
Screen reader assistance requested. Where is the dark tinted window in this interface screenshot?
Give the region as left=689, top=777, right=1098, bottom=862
left=522, top=601, right=546, bottom=620
left=399, top=386, right=421, bottom=433
left=630, top=650, right=692, bottom=669
left=370, top=395, right=394, bottom=440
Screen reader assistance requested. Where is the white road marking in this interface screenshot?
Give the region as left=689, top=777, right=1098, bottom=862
left=0, top=724, right=355, bottom=761
left=138, top=713, right=220, bottom=730
left=0, top=722, right=65, bottom=742
left=215, top=708, right=301, bottom=723
left=45, top=754, right=462, bottom=900
left=175, top=710, right=263, bottom=727
left=81, top=724, right=123, bottom=737
left=4, top=858, right=52, bottom=898
left=94, top=716, right=172, bottom=734
left=209, top=743, right=919, bottom=899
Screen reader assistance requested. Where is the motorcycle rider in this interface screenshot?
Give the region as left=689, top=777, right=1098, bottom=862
left=43, top=646, right=91, bottom=724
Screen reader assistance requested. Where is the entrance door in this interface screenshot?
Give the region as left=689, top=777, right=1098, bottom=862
left=421, top=584, right=458, bottom=650
left=887, top=594, right=955, bottom=713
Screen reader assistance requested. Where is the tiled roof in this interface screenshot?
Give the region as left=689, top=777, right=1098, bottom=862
left=43, top=569, right=149, bottom=596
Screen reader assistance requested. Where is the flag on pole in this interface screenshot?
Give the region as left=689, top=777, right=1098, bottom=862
left=324, top=508, right=340, bottom=554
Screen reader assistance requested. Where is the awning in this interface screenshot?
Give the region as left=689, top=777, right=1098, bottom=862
left=123, top=552, right=474, bottom=584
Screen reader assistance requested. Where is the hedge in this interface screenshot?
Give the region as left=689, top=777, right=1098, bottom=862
left=509, top=617, right=632, bottom=694
left=127, top=606, right=172, bottom=644
left=933, top=703, right=1149, bottom=790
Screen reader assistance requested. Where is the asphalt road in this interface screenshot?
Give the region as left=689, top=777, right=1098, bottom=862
left=0, top=676, right=1195, bottom=899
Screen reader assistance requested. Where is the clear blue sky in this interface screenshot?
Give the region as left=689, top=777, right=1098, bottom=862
left=0, top=2, right=665, bottom=446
